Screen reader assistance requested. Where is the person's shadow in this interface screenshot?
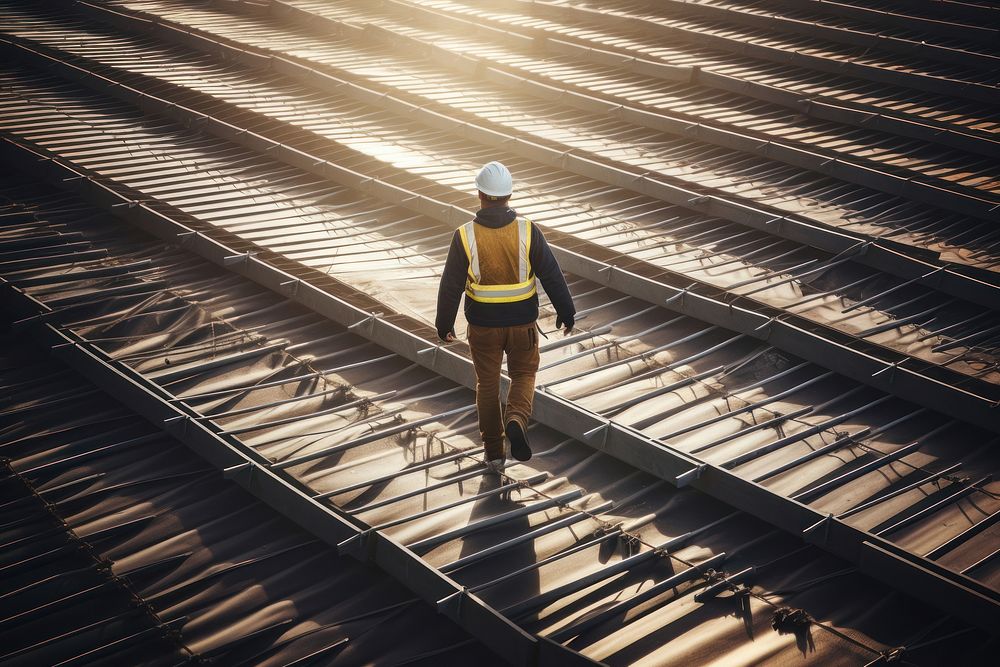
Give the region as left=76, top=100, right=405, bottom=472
left=445, top=468, right=541, bottom=615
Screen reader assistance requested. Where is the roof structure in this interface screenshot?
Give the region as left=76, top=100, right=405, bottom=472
left=0, top=196, right=501, bottom=666
left=1, top=0, right=998, bottom=664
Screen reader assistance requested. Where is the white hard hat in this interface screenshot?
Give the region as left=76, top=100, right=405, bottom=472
left=475, top=161, right=513, bottom=197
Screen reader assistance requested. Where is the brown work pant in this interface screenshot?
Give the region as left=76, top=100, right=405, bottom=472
left=468, top=323, right=540, bottom=460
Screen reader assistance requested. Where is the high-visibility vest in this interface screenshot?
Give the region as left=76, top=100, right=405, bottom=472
left=458, top=217, right=536, bottom=303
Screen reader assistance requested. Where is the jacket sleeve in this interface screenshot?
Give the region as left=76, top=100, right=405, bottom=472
left=435, top=231, right=469, bottom=340
left=530, top=225, right=575, bottom=322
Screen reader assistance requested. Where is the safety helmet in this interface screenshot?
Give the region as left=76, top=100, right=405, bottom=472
left=475, top=161, right=513, bottom=198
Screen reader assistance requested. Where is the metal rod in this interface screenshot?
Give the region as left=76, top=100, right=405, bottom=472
left=875, top=475, right=991, bottom=537
left=150, top=340, right=290, bottom=384
left=502, top=524, right=721, bottom=620
left=469, top=529, right=624, bottom=596
left=19, top=433, right=164, bottom=476
left=722, top=257, right=819, bottom=291
left=690, top=405, right=815, bottom=456
left=961, top=547, right=1000, bottom=575
left=45, top=279, right=169, bottom=309
left=406, top=489, right=586, bottom=552
left=855, top=302, right=951, bottom=339
left=738, top=256, right=856, bottom=298
left=752, top=427, right=873, bottom=483
left=271, top=404, right=476, bottom=469
left=721, top=395, right=892, bottom=470
left=539, top=316, right=690, bottom=387
left=360, top=473, right=547, bottom=533
left=197, top=384, right=351, bottom=421
left=602, top=364, right=726, bottom=416
left=440, top=499, right=615, bottom=574
left=693, top=566, right=754, bottom=602
left=792, top=441, right=926, bottom=503
left=218, top=390, right=396, bottom=436
left=916, top=310, right=992, bottom=343
left=933, top=323, right=1000, bottom=353
left=842, top=266, right=947, bottom=314
left=838, top=463, right=964, bottom=520
left=783, top=272, right=879, bottom=310
left=313, top=447, right=482, bottom=499
left=548, top=551, right=728, bottom=641
left=0, top=248, right=108, bottom=273
left=925, top=507, right=1000, bottom=561
left=658, top=370, right=834, bottom=444
left=609, top=333, right=745, bottom=408
left=169, top=353, right=396, bottom=402
left=348, top=466, right=491, bottom=514
left=8, top=258, right=152, bottom=287
left=538, top=325, right=613, bottom=355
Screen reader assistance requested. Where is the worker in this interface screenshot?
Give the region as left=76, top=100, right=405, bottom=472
left=436, top=161, right=576, bottom=473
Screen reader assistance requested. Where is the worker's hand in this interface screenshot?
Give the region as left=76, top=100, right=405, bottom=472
left=556, top=315, right=574, bottom=336
left=439, top=329, right=457, bottom=343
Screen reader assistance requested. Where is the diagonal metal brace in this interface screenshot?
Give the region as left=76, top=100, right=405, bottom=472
left=436, top=587, right=468, bottom=619
left=802, top=513, right=835, bottom=546
left=337, top=527, right=376, bottom=562
left=664, top=282, right=698, bottom=307
left=347, top=311, right=383, bottom=333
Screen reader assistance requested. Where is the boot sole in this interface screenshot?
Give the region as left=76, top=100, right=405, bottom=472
left=506, top=420, right=531, bottom=461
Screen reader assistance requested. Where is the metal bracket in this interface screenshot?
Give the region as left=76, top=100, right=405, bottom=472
left=337, top=527, right=376, bottom=561
left=597, top=262, right=616, bottom=284
left=583, top=421, right=610, bottom=448
left=754, top=314, right=781, bottom=332
left=872, top=360, right=901, bottom=380
left=802, top=513, right=834, bottom=546
left=11, top=310, right=58, bottom=331
left=222, top=460, right=253, bottom=479
left=664, top=282, right=697, bottom=307
left=436, top=587, right=467, bottom=619
left=222, top=251, right=255, bottom=266
left=764, top=216, right=786, bottom=231
left=851, top=240, right=874, bottom=257
left=111, top=199, right=142, bottom=209
left=416, top=340, right=459, bottom=365
left=176, top=230, right=200, bottom=245
left=347, top=311, right=383, bottom=333
left=674, top=463, right=705, bottom=488
left=163, top=414, right=190, bottom=434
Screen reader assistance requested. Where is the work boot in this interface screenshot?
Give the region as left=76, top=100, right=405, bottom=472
left=506, top=420, right=531, bottom=461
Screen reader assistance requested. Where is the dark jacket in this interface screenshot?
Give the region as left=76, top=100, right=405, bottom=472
left=436, top=206, right=575, bottom=339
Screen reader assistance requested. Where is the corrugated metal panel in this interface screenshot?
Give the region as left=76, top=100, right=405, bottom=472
left=2, top=0, right=998, bottom=662
left=0, top=164, right=993, bottom=663
left=0, top=330, right=501, bottom=665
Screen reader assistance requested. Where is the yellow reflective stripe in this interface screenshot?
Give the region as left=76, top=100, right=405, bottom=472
left=466, top=278, right=536, bottom=302
left=523, top=218, right=532, bottom=278
left=468, top=279, right=536, bottom=293
left=458, top=222, right=479, bottom=282
left=466, top=283, right=537, bottom=303
left=517, top=217, right=529, bottom=283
